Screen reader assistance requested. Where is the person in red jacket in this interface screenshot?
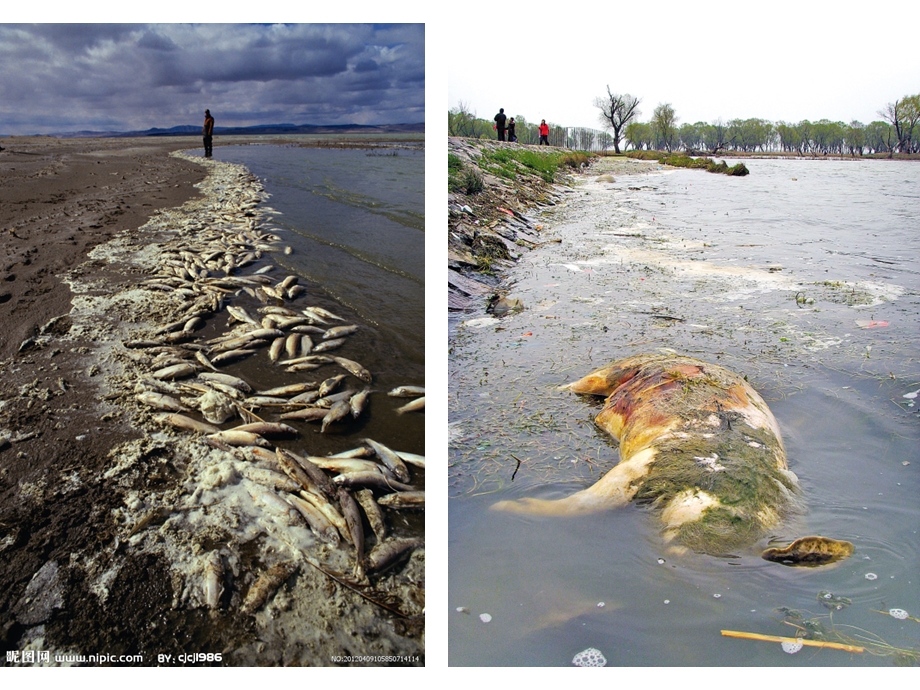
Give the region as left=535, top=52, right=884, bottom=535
left=539, top=119, right=549, bottom=146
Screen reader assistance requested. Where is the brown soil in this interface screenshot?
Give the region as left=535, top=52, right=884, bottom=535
left=0, top=136, right=210, bottom=663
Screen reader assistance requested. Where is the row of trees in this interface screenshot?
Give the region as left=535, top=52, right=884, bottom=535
left=596, top=87, right=920, bottom=156
left=449, top=92, right=920, bottom=156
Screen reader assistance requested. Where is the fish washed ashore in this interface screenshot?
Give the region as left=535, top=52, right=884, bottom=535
left=1, top=138, right=423, bottom=666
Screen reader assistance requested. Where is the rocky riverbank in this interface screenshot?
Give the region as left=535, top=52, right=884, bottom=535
left=447, top=137, right=661, bottom=315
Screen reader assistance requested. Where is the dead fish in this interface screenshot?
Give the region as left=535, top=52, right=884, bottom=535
left=321, top=400, right=351, bottom=433
left=276, top=448, right=324, bottom=495
left=328, top=446, right=375, bottom=459
left=363, top=437, right=411, bottom=483
left=203, top=551, right=224, bottom=611
left=210, top=348, right=259, bottom=366
left=278, top=449, right=337, bottom=500
left=278, top=407, right=329, bottom=422
left=240, top=560, right=298, bottom=615
left=285, top=333, right=302, bottom=358
left=288, top=389, right=322, bottom=405
left=258, top=305, right=300, bottom=316
left=387, top=385, right=425, bottom=398
left=230, top=422, right=298, bottom=438
left=269, top=336, right=286, bottom=363
left=207, top=430, right=271, bottom=448
left=194, top=350, right=220, bottom=372
left=280, top=354, right=334, bottom=366
left=285, top=494, right=340, bottom=546
left=349, top=388, right=372, bottom=419
left=124, top=339, right=166, bottom=349
left=136, top=391, right=187, bottom=412
left=319, top=374, right=347, bottom=397
left=226, top=305, right=260, bottom=327
left=355, top=489, right=387, bottom=542
left=238, top=465, right=301, bottom=493
left=278, top=275, right=298, bottom=292
left=338, top=488, right=366, bottom=578
left=332, top=356, right=372, bottom=383
left=290, top=325, right=326, bottom=336
left=394, top=450, right=425, bottom=469
left=323, top=325, right=358, bottom=340
left=298, top=490, right=350, bottom=543
left=154, top=413, right=221, bottom=435
left=255, top=382, right=318, bottom=397
left=396, top=396, right=425, bottom=415
left=153, top=363, right=198, bottom=380
left=314, top=389, right=357, bottom=408
left=333, top=471, right=415, bottom=493
left=312, top=337, right=346, bottom=353
left=198, top=372, right=252, bottom=393
left=378, top=491, right=425, bottom=509
left=366, top=538, right=424, bottom=575
left=183, top=316, right=206, bottom=333
left=284, top=362, right=322, bottom=373
left=305, top=306, right=345, bottom=322
left=304, top=456, right=384, bottom=475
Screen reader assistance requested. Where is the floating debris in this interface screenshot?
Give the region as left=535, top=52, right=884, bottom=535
left=479, top=613, right=492, bottom=623
left=889, top=608, right=909, bottom=620
left=572, top=647, right=607, bottom=667
left=818, top=591, right=852, bottom=611
left=866, top=573, right=878, bottom=580
left=781, top=639, right=804, bottom=654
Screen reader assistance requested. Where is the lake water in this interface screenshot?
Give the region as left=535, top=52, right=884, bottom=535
left=202, top=142, right=425, bottom=517
left=448, top=158, right=920, bottom=666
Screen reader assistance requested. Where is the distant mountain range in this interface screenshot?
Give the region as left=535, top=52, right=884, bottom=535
left=47, top=122, right=424, bottom=138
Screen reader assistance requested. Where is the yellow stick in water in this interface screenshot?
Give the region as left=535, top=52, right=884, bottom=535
left=720, top=629, right=864, bottom=653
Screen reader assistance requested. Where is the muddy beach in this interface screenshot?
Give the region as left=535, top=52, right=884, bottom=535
left=1, top=137, right=424, bottom=666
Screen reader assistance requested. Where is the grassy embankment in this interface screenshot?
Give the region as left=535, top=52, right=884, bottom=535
left=449, top=147, right=593, bottom=193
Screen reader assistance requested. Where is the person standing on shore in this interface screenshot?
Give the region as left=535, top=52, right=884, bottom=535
left=507, top=117, right=517, bottom=143
left=494, top=108, right=507, bottom=142
left=539, top=119, right=549, bottom=146
left=203, top=109, right=214, bottom=157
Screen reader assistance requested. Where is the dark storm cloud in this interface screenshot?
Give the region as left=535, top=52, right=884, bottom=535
left=0, top=23, right=424, bottom=134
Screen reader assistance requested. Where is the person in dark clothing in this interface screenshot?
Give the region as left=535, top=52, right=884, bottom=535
left=494, top=108, right=507, bottom=142
left=508, top=117, right=517, bottom=142
left=203, top=109, right=214, bottom=157
left=539, top=119, right=549, bottom=145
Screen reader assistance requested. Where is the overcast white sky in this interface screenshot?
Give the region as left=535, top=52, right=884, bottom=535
left=449, top=0, right=920, bottom=129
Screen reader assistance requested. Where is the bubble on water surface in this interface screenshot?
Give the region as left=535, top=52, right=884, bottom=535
left=572, top=647, right=607, bottom=667
left=781, top=640, right=804, bottom=654
left=865, top=573, right=878, bottom=580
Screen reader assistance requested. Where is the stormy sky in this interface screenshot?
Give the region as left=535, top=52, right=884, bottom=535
left=0, top=23, right=425, bottom=135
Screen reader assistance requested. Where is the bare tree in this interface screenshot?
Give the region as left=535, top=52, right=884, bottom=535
left=593, top=86, right=641, bottom=154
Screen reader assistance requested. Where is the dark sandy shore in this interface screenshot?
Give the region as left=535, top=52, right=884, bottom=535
left=0, top=136, right=210, bottom=659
